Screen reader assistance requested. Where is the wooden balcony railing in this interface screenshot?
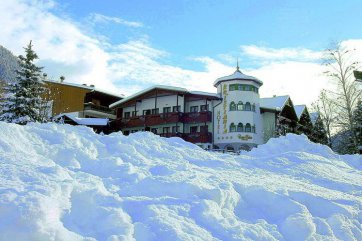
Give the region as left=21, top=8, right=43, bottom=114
left=182, top=111, right=212, bottom=123
left=182, top=132, right=212, bottom=143
left=84, top=102, right=115, bottom=115
left=115, top=111, right=212, bottom=128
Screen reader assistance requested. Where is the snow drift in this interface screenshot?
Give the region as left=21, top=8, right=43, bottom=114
left=0, top=122, right=361, bottom=241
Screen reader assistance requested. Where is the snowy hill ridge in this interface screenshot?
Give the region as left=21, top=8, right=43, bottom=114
left=0, top=122, right=361, bottom=241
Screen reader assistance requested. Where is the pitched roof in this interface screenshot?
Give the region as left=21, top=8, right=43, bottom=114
left=109, top=85, right=221, bottom=109
left=294, top=105, right=307, bottom=119
left=309, top=112, right=319, bottom=125
left=213, top=69, right=263, bottom=87
left=45, top=80, right=124, bottom=98
left=260, top=95, right=290, bottom=110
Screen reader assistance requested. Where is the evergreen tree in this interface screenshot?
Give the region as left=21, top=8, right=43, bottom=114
left=0, top=41, right=48, bottom=124
left=311, top=116, right=328, bottom=145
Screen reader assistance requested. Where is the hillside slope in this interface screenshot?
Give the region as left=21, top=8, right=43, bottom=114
left=0, top=122, right=361, bottom=241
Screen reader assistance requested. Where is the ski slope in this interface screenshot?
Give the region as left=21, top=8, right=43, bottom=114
left=0, top=122, right=361, bottom=241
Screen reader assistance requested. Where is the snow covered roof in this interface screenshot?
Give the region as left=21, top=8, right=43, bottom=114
left=45, top=80, right=124, bottom=98
left=110, top=85, right=220, bottom=109
left=188, top=91, right=221, bottom=98
left=310, top=112, right=319, bottom=125
left=110, top=85, right=188, bottom=108
left=55, top=113, right=109, bottom=126
left=213, top=68, right=263, bottom=87
left=294, top=105, right=307, bottom=120
left=260, top=95, right=290, bottom=111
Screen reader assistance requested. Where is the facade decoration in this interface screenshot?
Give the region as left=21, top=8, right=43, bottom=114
left=238, top=134, right=252, bottom=141
left=222, top=84, right=228, bottom=134
left=217, top=110, right=221, bottom=134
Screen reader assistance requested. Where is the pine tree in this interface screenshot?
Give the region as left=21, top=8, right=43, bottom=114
left=311, top=116, right=328, bottom=145
left=0, top=41, right=48, bottom=124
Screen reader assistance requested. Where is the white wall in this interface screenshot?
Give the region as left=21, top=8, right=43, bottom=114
left=213, top=80, right=264, bottom=147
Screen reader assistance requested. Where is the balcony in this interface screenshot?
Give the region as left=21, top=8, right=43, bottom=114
left=182, top=111, right=212, bottom=123
left=83, top=102, right=115, bottom=115
left=159, top=132, right=181, bottom=138
left=182, top=132, right=212, bottom=143
left=118, top=112, right=183, bottom=128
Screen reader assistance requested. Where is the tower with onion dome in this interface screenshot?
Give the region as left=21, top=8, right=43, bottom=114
left=213, top=63, right=263, bottom=151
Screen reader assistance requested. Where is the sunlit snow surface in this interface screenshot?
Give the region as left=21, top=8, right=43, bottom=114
left=0, top=122, right=361, bottom=241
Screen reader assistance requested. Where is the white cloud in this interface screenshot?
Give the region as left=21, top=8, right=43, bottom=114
left=240, top=45, right=322, bottom=62
left=0, top=0, right=361, bottom=106
left=88, top=13, right=143, bottom=28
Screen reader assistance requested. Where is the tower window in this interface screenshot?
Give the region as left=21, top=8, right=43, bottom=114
left=245, top=102, right=251, bottom=111
left=230, top=101, right=236, bottom=111
left=245, top=123, right=251, bottom=132
left=237, top=123, right=243, bottom=132
left=237, top=101, right=243, bottom=111
left=230, top=123, right=236, bottom=132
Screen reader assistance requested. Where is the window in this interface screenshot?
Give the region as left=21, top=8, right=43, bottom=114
left=172, top=126, right=180, bottom=133
left=163, top=127, right=170, bottom=134
left=124, top=112, right=130, bottom=118
left=245, top=102, right=251, bottom=111
left=237, top=101, right=243, bottom=111
left=152, top=108, right=159, bottom=114
left=151, top=128, right=158, bottom=134
left=238, top=85, right=243, bottom=91
left=200, top=104, right=209, bottom=111
left=252, top=104, right=256, bottom=112
left=245, top=123, right=251, bottom=132
left=237, top=123, right=243, bottom=132
left=230, top=101, right=236, bottom=111
left=163, top=107, right=171, bottom=113
left=190, top=126, right=198, bottom=133
left=229, top=123, right=236, bottom=132
left=245, top=85, right=250, bottom=91
left=123, top=130, right=130, bottom=136
left=229, top=84, right=237, bottom=91
left=200, top=125, right=208, bottom=133
left=252, top=125, right=256, bottom=133
left=132, top=111, right=137, bottom=117
left=173, top=105, right=181, bottom=112
left=190, top=106, right=199, bottom=112
left=143, top=109, right=151, bottom=115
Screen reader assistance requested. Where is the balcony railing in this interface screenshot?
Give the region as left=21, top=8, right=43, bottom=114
left=182, top=132, right=212, bottom=143
left=117, top=111, right=212, bottom=128
left=84, top=102, right=115, bottom=115
left=182, top=111, right=211, bottom=123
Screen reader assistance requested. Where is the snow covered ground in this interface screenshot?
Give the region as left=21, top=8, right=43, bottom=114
left=0, top=122, right=361, bottom=241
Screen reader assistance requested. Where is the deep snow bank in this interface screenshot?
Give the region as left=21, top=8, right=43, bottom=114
left=0, top=122, right=361, bottom=241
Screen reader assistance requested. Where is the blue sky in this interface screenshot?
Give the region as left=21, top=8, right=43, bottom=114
left=1, top=0, right=362, bottom=104
left=58, top=0, right=362, bottom=61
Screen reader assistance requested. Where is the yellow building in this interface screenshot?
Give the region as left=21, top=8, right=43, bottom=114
left=44, top=80, right=123, bottom=119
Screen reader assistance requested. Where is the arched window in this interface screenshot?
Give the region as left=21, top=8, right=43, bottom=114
left=252, top=104, right=256, bottom=112
left=237, top=101, right=243, bottom=111
left=252, top=125, right=256, bottom=133
left=245, top=102, right=251, bottom=111
left=245, top=123, right=251, bottom=132
left=237, top=123, right=243, bottom=132
left=230, top=101, right=236, bottom=111
left=229, top=123, right=236, bottom=132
